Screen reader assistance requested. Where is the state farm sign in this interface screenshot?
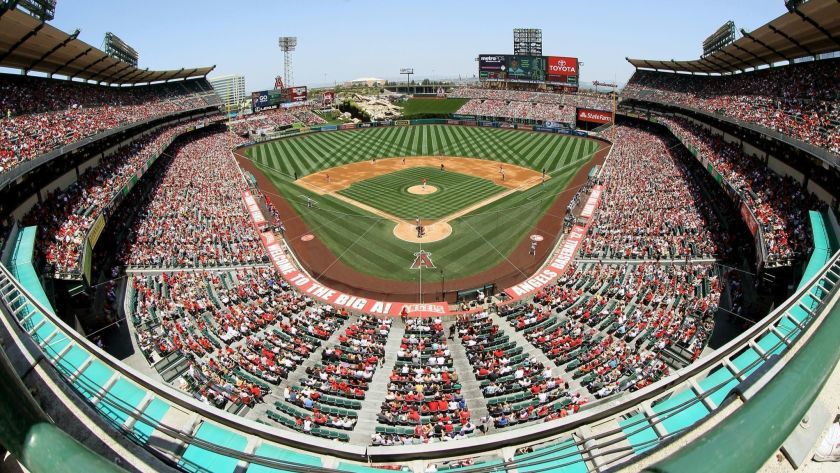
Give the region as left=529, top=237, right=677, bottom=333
left=577, top=108, right=613, bottom=125
left=547, top=56, right=578, bottom=79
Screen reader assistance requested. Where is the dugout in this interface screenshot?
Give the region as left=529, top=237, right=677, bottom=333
left=456, top=283, right=496, bottom=304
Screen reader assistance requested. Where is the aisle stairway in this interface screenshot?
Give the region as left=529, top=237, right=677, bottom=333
left=349, top=316, right=406, bottom=444
left=443, top=318, right=489, bottom=422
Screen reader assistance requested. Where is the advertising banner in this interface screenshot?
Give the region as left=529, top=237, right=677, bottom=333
left=741, top=203, right=760, bottom=236
left=321, top=125, right=338, bottom=131
left=323, top=90, right=335, bottom=105
left=546, top=56, right=579, bottom=83
left=287, top=86, right=308, bottom=102
left=478, top=54, right=507, bottom=80
left=517, top=124, right=533, bottom=131
left=87, top=215, right=106, bottom=249
left=576, top=108, right=613, bottom=125
left=260, top=231, right=450, bottom=317
left=579, top=185, right=604, bottom=220
left=395, top=120, right=411, bottom=126
left=340, top=123, right=357, bottom=130
left=252, top=90, right=283, bottom=110
left=504, top=224, right=586, bottom=299
left=242, top=191, right=267, bottom=229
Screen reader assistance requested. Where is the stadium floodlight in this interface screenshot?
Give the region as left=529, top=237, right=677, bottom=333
left=11, top=0, right=57, bottom=21
left=513, top=28, right=542, bottom=56
left=103, top=32, right=139, bottom=68
left=278, top=36, right=298, bottom=88
left=702, top=21, right=737, bottom=58
left=400, top=68, right=414, bottom=94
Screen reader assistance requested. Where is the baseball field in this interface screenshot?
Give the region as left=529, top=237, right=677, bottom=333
left=239, top=125, right=604, bottom=295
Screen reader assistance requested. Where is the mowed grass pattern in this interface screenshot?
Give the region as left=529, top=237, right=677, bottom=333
left=244, top=126, right=599, bottom=282
left=337, top=167, right=505, bottom=219
left=246, top=125, right=599, bottom=178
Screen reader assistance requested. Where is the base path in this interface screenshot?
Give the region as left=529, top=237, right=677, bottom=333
left=297, top=155, right=545, bottom=194
left=235, top=138, right=609, bottom=303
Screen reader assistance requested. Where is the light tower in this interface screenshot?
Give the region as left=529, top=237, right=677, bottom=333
left=278, top=36, right=297, bottom=87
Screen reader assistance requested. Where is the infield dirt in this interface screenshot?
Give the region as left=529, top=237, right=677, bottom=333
left=297, top=156, right=545, bottom=194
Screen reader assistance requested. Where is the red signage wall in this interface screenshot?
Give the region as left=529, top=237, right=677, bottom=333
left=546, top=56, right=578, bottom=81
left=577, top=108, right=613, bottom=125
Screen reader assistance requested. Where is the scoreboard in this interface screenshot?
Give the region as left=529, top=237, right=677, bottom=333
left=252, top=86, right=308, bottom=111
left=479, top=54, right=579, bottom=87
left=251, top=90, right=283, bottom=110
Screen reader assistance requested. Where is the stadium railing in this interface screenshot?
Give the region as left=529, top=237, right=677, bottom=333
left=648, top=273, right=840, bottom=473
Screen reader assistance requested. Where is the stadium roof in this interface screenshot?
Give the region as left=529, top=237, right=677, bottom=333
left=0, top=6, right=214, bottom=84
left=626, top=0, right=840, bottom=74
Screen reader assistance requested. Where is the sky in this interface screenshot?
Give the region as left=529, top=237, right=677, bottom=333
left=47, top=0, right=787, bottom=90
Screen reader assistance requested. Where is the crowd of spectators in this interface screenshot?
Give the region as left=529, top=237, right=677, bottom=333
left=520, top=260, right=719, bottom=397
left=128, top=267, right=346, bottom=409
left=374, top=317, right=472, bottom=444
left=22, top=117, right=213, bottom=276
left=0, top=75, right=219, bottom=174
left=122, top=132, right=267, bottom=268
left=455, top=311, right=581, bottom=428
left=449, top=88, right=612, bottom=124
left=228, top=107, right=326, bottom=136
left=659, top=116, right=816, bottom=265
left=622, top=59, right=840, bottom=155
left=579, top=125, right=725, bottom=260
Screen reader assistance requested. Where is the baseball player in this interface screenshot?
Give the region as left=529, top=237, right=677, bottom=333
left=422, top=178, right=427, bottom=190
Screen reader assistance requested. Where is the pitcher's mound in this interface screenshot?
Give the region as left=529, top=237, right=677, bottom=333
left=393, top=221, right=452, bottom=243
left=407, top=185, right=438, bottom=195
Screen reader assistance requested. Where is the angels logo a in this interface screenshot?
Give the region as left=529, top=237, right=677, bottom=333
left=410, top=250, right=435, bottom=269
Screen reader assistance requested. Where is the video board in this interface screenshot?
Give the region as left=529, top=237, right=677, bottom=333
left=285, top=86, right=308, bottom=103
left=506, top=55, right=546, bottom=82
left=252, top=90, right=283, bottom=110
left=478, top=54, right=578, bottom=86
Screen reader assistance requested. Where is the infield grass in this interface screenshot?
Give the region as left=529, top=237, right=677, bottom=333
left=337, top=167, right=505, bottom=220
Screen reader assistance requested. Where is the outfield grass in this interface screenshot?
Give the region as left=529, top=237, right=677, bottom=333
left=399, top=98, right=468, bottom=117
left=338, top=167, right=505, bottom=219
left=245, top=125, right=597, bottom=282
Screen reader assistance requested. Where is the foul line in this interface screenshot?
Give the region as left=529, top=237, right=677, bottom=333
left=313, top=217, right=380, bottom=280
left=459, top=217, right=531, bottom=281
